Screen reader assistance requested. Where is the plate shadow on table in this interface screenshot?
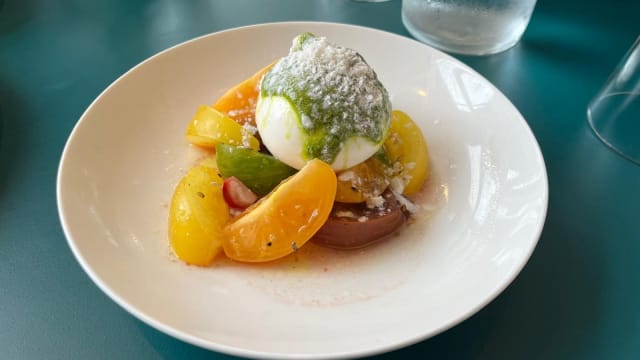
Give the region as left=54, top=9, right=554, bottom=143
left=0, top=81, right=25, bottom=204
left=135, top=319, right=239, bottom=360
left=0, top=0, right=35, bottom=35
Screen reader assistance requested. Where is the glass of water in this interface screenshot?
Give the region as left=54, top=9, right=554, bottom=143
left=587, top=36, right=640, bottom=165
left=401, top=0, right=537, bottom=55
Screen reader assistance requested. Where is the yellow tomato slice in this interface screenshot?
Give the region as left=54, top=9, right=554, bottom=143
left=185, top=105, right=260, bottom=151
left=168, top=164, right=229, bottom=266
left=385, top=110, right=429, bottom=195
left=213, top=61, right=277, bottom=126
left=223, top=159, right=337, bottom=262
left=198, top=155, right=218, bottom=171
left=335, top=156, right=389, bottom=203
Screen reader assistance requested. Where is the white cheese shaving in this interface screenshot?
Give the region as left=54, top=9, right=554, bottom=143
left=366, top=195, right=385, bottom=209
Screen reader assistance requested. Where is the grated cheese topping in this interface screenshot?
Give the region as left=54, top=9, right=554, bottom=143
left=260, top=32, right=391, bottom=163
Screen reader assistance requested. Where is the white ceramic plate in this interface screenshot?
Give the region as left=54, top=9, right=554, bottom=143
left=57, top=22, right=547, bottom=359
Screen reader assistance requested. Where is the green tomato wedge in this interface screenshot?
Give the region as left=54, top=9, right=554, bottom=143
left=216, top=143, right=297, bottom=196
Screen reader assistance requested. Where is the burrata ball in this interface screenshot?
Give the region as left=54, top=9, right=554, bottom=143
left=256, top=33, right=392, bottom=171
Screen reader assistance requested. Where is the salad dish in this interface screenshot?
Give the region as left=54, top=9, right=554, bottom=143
left=169, top=32, right=430, bottom=266
left=57, top=22, right=548, bottom=359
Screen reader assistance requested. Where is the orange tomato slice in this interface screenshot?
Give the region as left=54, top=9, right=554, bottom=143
left=213, top=60, right=277, bottom=126
left=223, top=159, right=337, bottom=262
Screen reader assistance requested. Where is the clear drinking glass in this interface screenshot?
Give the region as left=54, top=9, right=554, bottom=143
left=587, top=36, right=640, bottom=165
left=401, top=0, right=537, bottom=55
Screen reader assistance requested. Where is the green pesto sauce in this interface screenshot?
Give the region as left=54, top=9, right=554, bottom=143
left=259, top=33, right=391, bottom=164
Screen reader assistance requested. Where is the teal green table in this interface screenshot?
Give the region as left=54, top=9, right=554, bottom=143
left=2, top=0, right=639, bottom=358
